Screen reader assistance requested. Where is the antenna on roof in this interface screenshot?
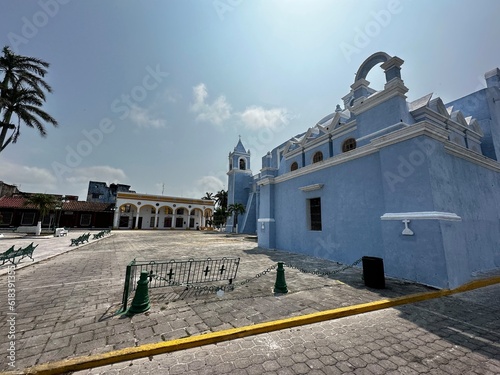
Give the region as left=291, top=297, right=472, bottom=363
left=161, top=183, right=165, bottom=195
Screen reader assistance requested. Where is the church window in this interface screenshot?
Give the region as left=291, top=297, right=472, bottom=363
left=239, top=158, right=246, bottom=170
left=308, top=198, right=322, bottom=231
left=290, top=162, right=298, bottom=171
left=312, top=151, right=323, bottom=163
left=342, top=138, right=357, bottom=152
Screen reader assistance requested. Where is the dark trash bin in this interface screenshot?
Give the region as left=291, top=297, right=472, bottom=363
left=362, top=256, right=385, bottom=289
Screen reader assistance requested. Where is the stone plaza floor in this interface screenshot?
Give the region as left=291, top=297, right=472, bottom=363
left=0, top=230, right=499, bottom=374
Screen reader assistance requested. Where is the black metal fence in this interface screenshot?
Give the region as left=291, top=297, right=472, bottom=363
left=122, top=257, right=240, bottom=310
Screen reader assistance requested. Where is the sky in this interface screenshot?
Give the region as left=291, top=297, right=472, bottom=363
left=1, top=0, right=499, bottom=201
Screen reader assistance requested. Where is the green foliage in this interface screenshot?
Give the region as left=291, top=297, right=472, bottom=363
left=201, top=192, right=214, bottom=200
left=23, top=193, right=58, bottom=221
left=0, top=46, right=58, bottom=152
left=228, top=203, right=245, bottom=233
left=213, top=206, right=229, bottom=227
left=214, top=189, right=228, bottom=209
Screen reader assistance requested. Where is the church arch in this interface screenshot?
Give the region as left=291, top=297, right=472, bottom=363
left=354, top=52, right=391, bottom=82
left=239, top=157, right=246, bottom=170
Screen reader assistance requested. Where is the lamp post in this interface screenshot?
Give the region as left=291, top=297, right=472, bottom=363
left=53, top=195, right=66, bottom=233
left=111, top=205, right=117, bottom=229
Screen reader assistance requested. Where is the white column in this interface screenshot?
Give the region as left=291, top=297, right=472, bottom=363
left=135, top=210, right=140, bottom=229
left=113, top=210, right=120, bottom=229
left=154, top=211, right=159, bottom=228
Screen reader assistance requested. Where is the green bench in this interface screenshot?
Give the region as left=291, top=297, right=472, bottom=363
left=14, top=242, right=38, bottom=262
left=70, top=233, right=90, bottom=246
left=0, top=243, right=39, bottom=265
left=92, top=231, right=105, bottom=240
left=0, top=245, right=17, bottom=265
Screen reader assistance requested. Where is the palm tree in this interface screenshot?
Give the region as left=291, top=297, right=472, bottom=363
left=213, top=206, right=229, bottom=228
left=23, top=193, right=58, bottom=233
left=0, top=46, right=57, bottom=153
left=201, top=192, right=214, bottom=200
left=228, top=203, right=245, bottom=233
left=214, top=189, right=228, bottom=209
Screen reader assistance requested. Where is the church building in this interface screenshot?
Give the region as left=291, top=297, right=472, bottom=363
left=227, top=52, right=500, bottom=289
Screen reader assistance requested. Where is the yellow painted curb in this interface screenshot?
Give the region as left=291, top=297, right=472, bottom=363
left=4, top=275, right=500, bottom=375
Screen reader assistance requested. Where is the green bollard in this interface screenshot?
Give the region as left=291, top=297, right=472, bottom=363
left=128, top=271, right=151, bottom=314
left=274, top=262, right=288, bottom=294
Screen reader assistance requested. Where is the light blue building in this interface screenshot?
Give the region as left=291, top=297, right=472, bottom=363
left=227, top=52, right=500, bottom=289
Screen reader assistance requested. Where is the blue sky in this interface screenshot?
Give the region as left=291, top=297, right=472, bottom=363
left=1, top=0, right=499, bottom=200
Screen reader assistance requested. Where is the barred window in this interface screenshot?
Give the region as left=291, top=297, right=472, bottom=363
left=308, top=198, right=322, bottom=231
left=312, top=151, right=323, bottom=163
left=80, top=214, right=92, bottom=226
left=342, top=138, right=357, bottom=152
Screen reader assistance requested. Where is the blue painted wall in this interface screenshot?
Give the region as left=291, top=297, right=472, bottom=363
left=230, top=53, right=500, bottom=288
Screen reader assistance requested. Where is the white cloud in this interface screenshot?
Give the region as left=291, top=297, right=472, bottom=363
left=184, top=175, right=225, bottom=199
left=0, top=160, right=57, bottom=192
left=189, top=83, right=291, bottom=131
left=239, top=106, right=290, bottom=130
left=190, top=83, right=232, bottom=126
left=65, top=166, right=127, bottom=184
left=129, top=104, right=166, bottom=128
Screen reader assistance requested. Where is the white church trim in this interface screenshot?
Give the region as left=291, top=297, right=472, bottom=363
left=380, top=212, right=462, bottom=221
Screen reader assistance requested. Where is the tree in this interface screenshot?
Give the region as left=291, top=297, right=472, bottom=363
left=213, top=206, right=229, bottom=228
left=23, top=193, right=58, bottom=230
left=201, top=192, right=214, bottom=200
left=214, top=189, right=228, bottom=209
left=0, top=46, right=58, bottom=153
left=228, top=203, right=245, bottom=233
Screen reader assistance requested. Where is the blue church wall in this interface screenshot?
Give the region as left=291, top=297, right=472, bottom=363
left=381, top=219, right=448, bottom=288
left=233, top=52, right=500, bottom=289
left=303, top=141, right=330, bottom=166
left=446, top=89, right=498, bottom=160
left=427, top=147, right=500, bottom=286
left=448, top=129, right=466, bottom=148
left=272, top=152, right=386, bottom=266
left=354, top=95, right=412, bottom=137
left=379, top=137, right=436, bottom=212
left=332, top=130, right=357, bottom=153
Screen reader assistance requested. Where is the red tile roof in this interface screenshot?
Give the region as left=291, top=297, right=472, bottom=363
left=0, top=196, right=114, bottom=212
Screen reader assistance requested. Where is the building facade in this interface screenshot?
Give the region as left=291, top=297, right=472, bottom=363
left=0, top=196, right=113, bottom=229
left=114, top=192, right=214, bottom=230
left=87, top=181, right=135, bottom=203
left=227, top=52, right=500, bottom=289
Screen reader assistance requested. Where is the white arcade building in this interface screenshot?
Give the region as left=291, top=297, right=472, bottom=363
left=113, top=192, right=214, bottom=230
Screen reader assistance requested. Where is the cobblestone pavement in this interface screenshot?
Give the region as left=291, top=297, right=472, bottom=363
left=0, top=231, right=498, bottom=374
left=76, top=284, right=500, bottom=375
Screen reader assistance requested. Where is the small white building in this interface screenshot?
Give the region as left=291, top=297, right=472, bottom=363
left=113, top=192, right=214, bottom=230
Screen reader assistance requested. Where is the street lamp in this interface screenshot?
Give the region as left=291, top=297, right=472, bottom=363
left=53, top=195, right=67, bottom=233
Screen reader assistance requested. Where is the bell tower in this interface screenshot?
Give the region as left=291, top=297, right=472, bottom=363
left=226, top=137, right=253, bottom=233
